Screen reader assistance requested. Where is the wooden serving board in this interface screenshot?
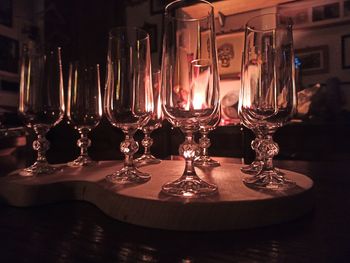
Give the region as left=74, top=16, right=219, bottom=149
left=0, top=160, right=314, bottom=231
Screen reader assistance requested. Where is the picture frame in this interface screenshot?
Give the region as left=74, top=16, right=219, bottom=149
left=0, top=35, right=19, bottom=76
left=345, top=0, right=350, bottom=17
left=312, top=2, right=340, bottom=22
left=216, top=31, right=244, bottom=80
left=342, top=34, right=350, bottom=69
left=295, top=45, right=329, bottom=75
left=0, top=35, right=19, bottom=109
left=0, top=0, right=13, bottom=28
left=142, top=22, right=158, bottom=53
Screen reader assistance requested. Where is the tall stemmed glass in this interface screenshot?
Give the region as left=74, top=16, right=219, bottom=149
left=238, top=13, right=297, bottom=189
left=161, top=0, right=220, bottom=198
left=195, top=105, right=221, bottom=167
left=104, top=27, right=153, bottom=184
left=67, top=63, right=102, bottom=167
left=18, top=45, right=65, bottom=176
left=135, top=70, right=163, bottom=165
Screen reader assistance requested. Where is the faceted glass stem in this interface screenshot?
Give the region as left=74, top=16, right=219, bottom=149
left=69, top=127, right=95, bottom=167
left=241, top=132, right=264, bottom=174
left=243, top=132, right=295, bottom=189
left=20, top=125, right=57, bottom=176
left=161, top=130, right=218, bottom=198
left=143, top=131, right=152, bottom=155
left=195, top=129, right=220, bottom=167
left=106, top=129, right=150, bottom=184
left=135, top=127, right=161, bottom=166
left=181, top=132, right=199, bottom=177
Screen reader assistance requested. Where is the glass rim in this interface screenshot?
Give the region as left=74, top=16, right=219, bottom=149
left=108, top=26, right=149, bottom=41
left=246, top=13, right=293, bottom=33
left=69, top=61, right=100, bottom=70
left=190, top=58, right=212, bottom=66
left=165, top=0, right=214, bottom=22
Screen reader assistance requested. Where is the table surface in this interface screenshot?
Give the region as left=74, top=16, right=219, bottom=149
left=0, top=154, right=349, bottom=262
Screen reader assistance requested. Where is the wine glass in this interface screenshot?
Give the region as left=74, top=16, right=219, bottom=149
left=18, top=45, right=65, bottom=176
left=194, top=105, right=221, bottom=167
left=67, top=62, right=102, bottom=167
left=104, top=27, right=153, bottom=184
left=238, top=13, right=297, bottom=189
left=161, top=0, right=220, bottom=198
left=135, top=69, right=163, bottom=166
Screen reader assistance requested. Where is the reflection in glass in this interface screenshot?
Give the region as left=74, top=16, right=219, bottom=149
left=161, top=0, right=220, bottom=197
left=135, top=70, right=163, bottom=166
left=239, top=13, right=297, bottom=189
left=18, top=45, right=65, bottom=176
left=104, top=27, right=153, bottom=184
left=195, top=105, right=221, bottom=167
left=67, top=63, right=102, bottom=167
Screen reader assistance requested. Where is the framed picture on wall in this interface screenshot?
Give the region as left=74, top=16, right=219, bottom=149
left=216, top=31, right=244, bottom=79
left=312, top=2, right=340, bottom=22
left=342, top=34, right=350, bottom=69
left=0, top=35, right=19, bottom=110
left=0, top=0, right=13, bottom=28
left=0, top=35, right=19, bottom=80
left=345, top=0, right=350, bottom=17
left=295, top=45, right=329, bottom=75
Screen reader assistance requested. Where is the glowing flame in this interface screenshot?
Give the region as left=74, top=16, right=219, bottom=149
left=156, top=94, right=163, bottom=119
left=190, top=59, right=212, bottom=110
left=192, top=88, right=206, bottom=109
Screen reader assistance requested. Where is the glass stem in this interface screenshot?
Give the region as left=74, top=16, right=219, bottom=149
left=180, top=131, right=199, bottom=178
left=251, top=137, right=262, bottom=161
left=33, top=125, right=50, bottom=164
left=261, top=134, right=279, bottom=171
left=141, top=130, right=153, bottom=155
left=200, top=131, right=210, bottom=158
left=121, top=130, right=138, bottom=168
left=78, top=127, right=91, bottom=158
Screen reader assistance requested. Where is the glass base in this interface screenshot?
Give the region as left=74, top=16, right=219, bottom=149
left=19, top=161, right=58, bottom=177
left=243, top=168, right=295, bottom=190
left=106, top=166, right=151, bottom=184
left=194, top=156, right=220, bottom=167
left=161, top=177, right=218, bottom=198
left=240, top=161, right=263, bottom=175
left=134, top=154, right=161, bottom=166
left=68, top=155, right=96, bottom=167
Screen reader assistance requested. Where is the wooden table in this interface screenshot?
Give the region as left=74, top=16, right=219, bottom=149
left=0, top=154, right=349, bottom=262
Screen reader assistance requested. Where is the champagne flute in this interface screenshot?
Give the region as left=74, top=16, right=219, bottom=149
left=135, top=69, right=163, bottom=166
left=195, top=105, right=221, bottom=167
left=67, top=63, right=102, bottom=167
left=238, top=13, right=297, bottom=189
left=104, top=27, right=153, bottom=184
left=18, top=45, right=65, bottom=176
left=239, top=51, right=264, bottom=175
left=161, top=0, right=220, bottom=198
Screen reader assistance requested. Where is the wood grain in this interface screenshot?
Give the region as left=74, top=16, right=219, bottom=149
left=0, top=160, right=313, bottom=231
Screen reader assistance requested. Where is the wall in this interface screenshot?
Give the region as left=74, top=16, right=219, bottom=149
left=125, top=0, right=350, bottom=120
left=0, top=0, right=44, bottom=109
left=215, top=1, right=350, bottom=113
left=125, top=1, right=163, bottom=69
left=294, top=24, right=350, bottom=85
